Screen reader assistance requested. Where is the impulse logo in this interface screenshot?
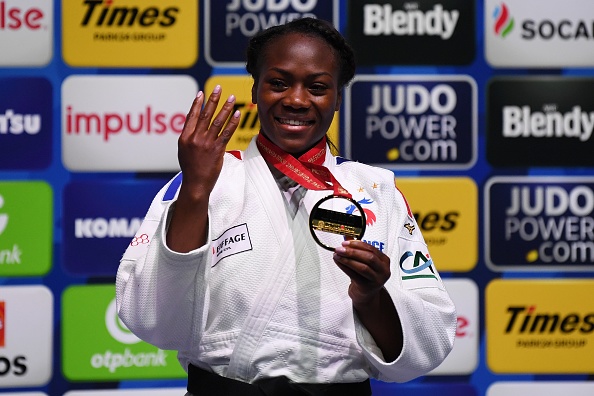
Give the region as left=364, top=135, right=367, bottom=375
left=0, top=1, right=46, bottom=30
left=486, top=177, right=594, bottom=271
left=65, top=105, right=184, bottom=142
left=62, top=75, right=196, bottom=172
left=0, top=1, right=52, bottom=66
left=493, top=2, right=514, bottom=38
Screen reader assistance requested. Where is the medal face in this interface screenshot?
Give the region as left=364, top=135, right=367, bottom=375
left=309, top=195, right=367, bottom=251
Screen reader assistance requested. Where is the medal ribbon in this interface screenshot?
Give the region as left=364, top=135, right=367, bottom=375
left=256, top=133, right=352, bottom=198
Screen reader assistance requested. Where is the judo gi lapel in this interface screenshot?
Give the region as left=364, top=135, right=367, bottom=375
left=226, top=139, right=314, bottom=382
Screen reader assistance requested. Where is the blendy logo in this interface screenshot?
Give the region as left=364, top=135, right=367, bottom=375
left=205, top=0, right=337, bottom=66
left=487, top=77, right=594, bottom=167
left=345, top=75, right=477, bottom=170
left=347, top=0, right=475, bottom=65
left=0, top=77, right=52, bottom=170
left=485, top=177, right=594, bottom=271
left=487, top=279, right=594, bottom=373
left=485, top=0, right=594, bottom=67
left=63, top=0, right=197, bottom=67
left=363, top=2, right=459, bottom=39
left=0, top=0, right=53, bottom=66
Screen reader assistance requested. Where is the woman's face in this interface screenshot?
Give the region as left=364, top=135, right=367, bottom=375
left=252, top=32, right=342, bottom=156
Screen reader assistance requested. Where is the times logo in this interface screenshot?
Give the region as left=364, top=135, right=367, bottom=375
left=487, top=77, right=594, bottom=167
left=345, top=75, right=477, bottom=170
left=485, top=0, right=594, bottom=67
left=347, top=0, right=475, bottom=65
left=205, top=0, right=337, bottom=67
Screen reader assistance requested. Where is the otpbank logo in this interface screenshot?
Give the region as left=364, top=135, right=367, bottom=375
left=62, top=0, right=197, bottom=67
left=485, top=0, right=594, bottom=67
left=0, top=181, right=52, bottom=277
left=0, top=78, right=52, bottom=170
left=397, top=177, right=477, bottom=272
left=0, top=286, right=53, bottom=388
left=62, top=285, right=185, bottom=380
left=61, top=75, right=197, bottom=172
left=345, top=75, right=477, bottom=170
left=429, top=279, right=478, bottom=375
left=205, top=0, right=337, bottom=67
left=346, top=0, right=475, bottom=66
left=487, top=77, right=594, bottom=167
left=204, top=75, right=340, bottom=151
left=63, top=179, right=169, bottom=276
left=486, top=279, right=594, bottom=374
left=0, top=0, right=53, bottom=66
left=485, top=177, right=594, bottom=272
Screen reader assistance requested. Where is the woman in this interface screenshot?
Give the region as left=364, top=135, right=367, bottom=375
left=116, top=18, right=456, bottom=396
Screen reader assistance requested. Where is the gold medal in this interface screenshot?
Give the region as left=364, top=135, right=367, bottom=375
left=309, top=195, right=366, bottom=251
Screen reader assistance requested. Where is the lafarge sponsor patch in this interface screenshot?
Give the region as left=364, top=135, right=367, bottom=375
left=487, top=77, right=594, bottom=167
left=345, top=75, right=477, bottom=170
left=485, top=177, right=594, bottom=271
left=211, top=223, right=253, bottom=266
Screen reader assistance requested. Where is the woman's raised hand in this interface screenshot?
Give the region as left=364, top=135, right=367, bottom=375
left=178, top=85, right=241, bottom=200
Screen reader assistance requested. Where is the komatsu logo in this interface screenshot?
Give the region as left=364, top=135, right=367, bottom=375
left=0, top=109, right=41, bottom=135
left=75, top=217, right=142, bottom=238
left=363, top=3, right=459, bottom=39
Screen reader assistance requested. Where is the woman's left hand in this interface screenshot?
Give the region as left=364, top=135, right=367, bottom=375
left=333, top=240, right=391, bottom=306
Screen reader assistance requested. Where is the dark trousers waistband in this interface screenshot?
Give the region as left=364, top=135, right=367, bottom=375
left=187, top=364, right=372, bottom=396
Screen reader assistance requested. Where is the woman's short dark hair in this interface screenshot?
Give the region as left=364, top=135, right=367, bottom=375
left=245, top=17, right=356, bottom=90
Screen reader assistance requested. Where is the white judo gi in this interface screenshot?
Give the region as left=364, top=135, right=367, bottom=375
left=116, top=137, right=457, bottom=384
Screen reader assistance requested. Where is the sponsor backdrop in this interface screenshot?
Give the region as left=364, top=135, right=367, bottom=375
left=0, top=0, right=593, bottom=395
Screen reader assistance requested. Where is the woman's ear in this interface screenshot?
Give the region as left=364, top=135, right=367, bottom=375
left=335, top=91, right=342, bottom=111
left=251, top=82, right=257, bottom=104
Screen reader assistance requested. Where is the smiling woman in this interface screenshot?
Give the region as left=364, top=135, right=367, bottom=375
left=115, top=17, right=456, bottom=396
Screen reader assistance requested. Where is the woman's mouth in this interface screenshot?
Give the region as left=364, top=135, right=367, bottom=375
left=276, top=117, right=314, bottom=126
